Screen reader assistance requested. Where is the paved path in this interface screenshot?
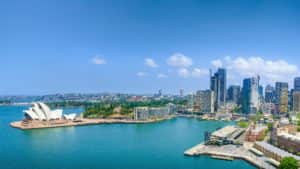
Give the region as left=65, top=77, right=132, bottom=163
left=184, top=143, right=276, bottom=169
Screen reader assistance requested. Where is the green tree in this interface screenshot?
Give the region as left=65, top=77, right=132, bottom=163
left=267, top=122, right=273, bottom=131
left=279, top=157, right=299, bottom=169
left=237, top=121, right=249, bottom=128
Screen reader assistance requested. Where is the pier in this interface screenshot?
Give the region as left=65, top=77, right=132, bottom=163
left=184, top=143, right=276, bottom=169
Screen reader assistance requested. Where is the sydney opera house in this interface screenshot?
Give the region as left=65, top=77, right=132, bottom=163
left=24, top=102, right=76, bottom=121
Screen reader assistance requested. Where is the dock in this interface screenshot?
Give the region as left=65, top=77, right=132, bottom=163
left=184, top=143, right=276, bottom=169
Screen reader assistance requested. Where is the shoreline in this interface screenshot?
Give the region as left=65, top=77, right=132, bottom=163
left=10, top=116, right=175, bottom=130
left=10, top=114, right=234, bottom=130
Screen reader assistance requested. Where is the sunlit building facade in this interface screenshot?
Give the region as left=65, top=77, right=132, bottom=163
left=275, top=82, right=289, bottom=113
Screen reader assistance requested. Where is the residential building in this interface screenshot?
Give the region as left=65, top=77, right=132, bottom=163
left=134, top=104, right=175, bottom=121
left=195, top=90, right=215, bottom=113
left=134, top=107, right=149, bottom=120
left=187, top=93, right=196, bottom=112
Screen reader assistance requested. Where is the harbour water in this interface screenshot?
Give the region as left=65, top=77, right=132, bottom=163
left=0, top=106, right=255, bottom=169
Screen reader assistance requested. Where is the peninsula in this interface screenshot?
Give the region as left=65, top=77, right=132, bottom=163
left=10, top=101, right=177, bottom=130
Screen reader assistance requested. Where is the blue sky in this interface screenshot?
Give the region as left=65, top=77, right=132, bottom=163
left=1, top=0, right=300, bottom=95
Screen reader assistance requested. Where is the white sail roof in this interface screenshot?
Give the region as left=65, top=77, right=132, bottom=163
left=63, top=113, right=77, bottom=120
left=24, top=109, right=39, bottom=120
left=24, top=102, right=63, bottom=121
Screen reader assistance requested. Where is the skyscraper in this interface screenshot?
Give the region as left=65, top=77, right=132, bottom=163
left=275, top=82, right=289, bottom=113
left=289, top=89, right=294, bottom=111
left=259, top=85, right=263, bottom=98
left=242, top=76, right=260, bottom=114
left=294, top=77, right=300, bottom=91
left=227, top=85, right=240, bottom=104
left=195, top=90, right=215, bottom=113
left=179, top=89, right=184, bottom=97
left=158, top=89, right=162, bottom=97
left=293, top=91, right=300, bottom=112
left=218, top=68, right=227, bottom=106
left=265, top=85, right=275, bottom=103
left=292, top=77, right=300, bottom=110
left=210, top=68, right=227, bottom=112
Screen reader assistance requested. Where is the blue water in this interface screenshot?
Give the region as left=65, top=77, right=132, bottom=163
left=0, top=106, right=255, bottom=169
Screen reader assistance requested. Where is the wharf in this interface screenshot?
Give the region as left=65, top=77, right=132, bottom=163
left=184, top=143, right=276, bottom=169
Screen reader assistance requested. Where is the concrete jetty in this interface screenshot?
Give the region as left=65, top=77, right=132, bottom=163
left=184, top=143, right=205, bottom=156
left=184, top=143, right=276, bottom=169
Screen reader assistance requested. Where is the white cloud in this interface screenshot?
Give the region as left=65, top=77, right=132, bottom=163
left=136, top=72, right=147, bottom=77
left=167, top=53, right=193, bottom=67
left=211, top=59, right=223, bottom=68
left=176, top=67, right=209, bottom=79
left=144, top=58, right=158, bottom=68
left=216, top=56, right=299, bottom=85
left=191, top=68, right=209, bottom=78
left=157, top=73, right=168, bottom=78
left=91, top=56, right=106, bottom=65
left=178, top=68, right=190, bottom=78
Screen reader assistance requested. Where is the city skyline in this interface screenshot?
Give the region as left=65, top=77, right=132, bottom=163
left=2, top=1, right=300, bottom=169
left=1, top=0, right=300, bottom=95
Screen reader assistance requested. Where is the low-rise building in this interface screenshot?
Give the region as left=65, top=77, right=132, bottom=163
left=274, top=125, right=300, bottom=154
left=254, top=141, right=300, bottom=162
left=134, top=107, right=149, bottom=120
left=215, top=113, right=232, bottom=121
left=134, top=104, right=175, bottom=121
left=277, top=133, right=300, bottom=153
left=279, top=117, right=290, bottom=126
left=207, top=125, right=244, bottom=145
left=261, top=102, right=275, bottom=114
left=245, top=124, right=267, bottom=142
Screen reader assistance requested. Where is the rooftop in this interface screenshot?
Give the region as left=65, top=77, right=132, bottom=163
left=251, top=125, right=267, bottom=134
left=278, top=132, right=300, bottom=143
left=255, top=141, right=300, bottom=161
left=212, top=125, right=237, bottom=138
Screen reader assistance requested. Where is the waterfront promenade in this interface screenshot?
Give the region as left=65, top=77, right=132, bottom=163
left=10, top=114, right=224, bottom=130
left=10, top=116, right=174, bottom=130
left=184, top=143, right=276, bottom=169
